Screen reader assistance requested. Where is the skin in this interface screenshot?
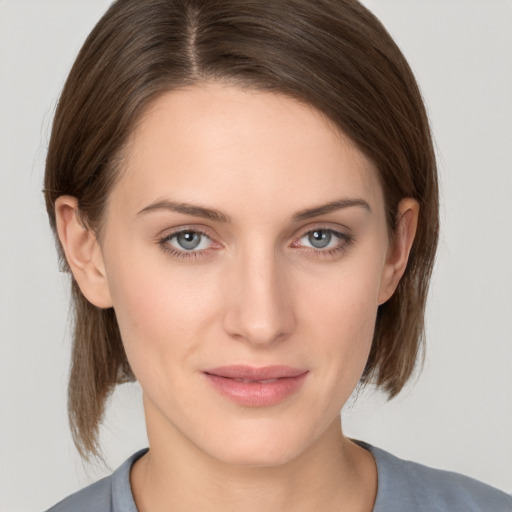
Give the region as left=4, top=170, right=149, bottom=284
left=55, top=82, right=419, bottom=512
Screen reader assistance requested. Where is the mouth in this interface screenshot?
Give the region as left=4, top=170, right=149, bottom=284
left=203, top=365, right=309, bottom=407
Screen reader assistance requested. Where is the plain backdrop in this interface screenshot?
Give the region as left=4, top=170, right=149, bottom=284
left=1, top=1, right=511, bottom=510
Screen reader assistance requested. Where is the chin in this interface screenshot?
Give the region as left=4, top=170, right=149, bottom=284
left=199, top=420, right=316, bottom=469
left=213, top=444, right=301, bottom=468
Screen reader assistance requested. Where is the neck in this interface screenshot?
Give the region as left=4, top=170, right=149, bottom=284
left=131, top=409, right=377, bottom=512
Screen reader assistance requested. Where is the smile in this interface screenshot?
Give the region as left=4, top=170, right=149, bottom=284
left=203, top=365, right=309, bottom=407
left=234, top=378, right=278, bottom=383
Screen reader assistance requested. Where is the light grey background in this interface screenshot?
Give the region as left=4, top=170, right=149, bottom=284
left=1, top=1, right=511, bottom=510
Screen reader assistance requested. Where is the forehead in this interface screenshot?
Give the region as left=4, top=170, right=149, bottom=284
left=111, top=82, right=383, bottom=220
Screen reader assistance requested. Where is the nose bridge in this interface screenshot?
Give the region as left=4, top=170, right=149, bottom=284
left=222, top=241, right=295, bottom=346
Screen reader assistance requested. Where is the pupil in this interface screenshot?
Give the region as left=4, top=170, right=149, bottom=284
left=177, top=231, right=201, bottom=250
left=309, top=230, right=331, bottom=249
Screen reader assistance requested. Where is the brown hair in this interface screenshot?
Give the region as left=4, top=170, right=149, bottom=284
left=44, top=0, right=439, bottom=460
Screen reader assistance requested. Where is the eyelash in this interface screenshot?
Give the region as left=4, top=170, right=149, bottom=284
left=158, top=229, right=216, bottom=261
left=158, top=228, right=354, bottom=261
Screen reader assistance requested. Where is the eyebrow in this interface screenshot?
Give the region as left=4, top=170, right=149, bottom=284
left=137, top=200, right=231, bottom=222
left=137, top=198, right=371, bottom=222
left=292, top=198, right=371, bottom=221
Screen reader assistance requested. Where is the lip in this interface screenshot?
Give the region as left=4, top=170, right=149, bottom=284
left=203, top=365, right=309, bottom=407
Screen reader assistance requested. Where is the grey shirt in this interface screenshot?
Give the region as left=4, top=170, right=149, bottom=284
left=46, top=441, right=512, bottom=511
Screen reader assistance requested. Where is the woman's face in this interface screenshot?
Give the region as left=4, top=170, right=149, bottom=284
left=97, top=82, right=399, bottom=466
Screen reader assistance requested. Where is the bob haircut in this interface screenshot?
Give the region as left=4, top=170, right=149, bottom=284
left=44, top=0, right=439, bottom=460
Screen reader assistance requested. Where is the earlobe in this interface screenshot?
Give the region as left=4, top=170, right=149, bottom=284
left=55, top=196, right=113, bottom=308
left=378, top=198, right=419, bottom=305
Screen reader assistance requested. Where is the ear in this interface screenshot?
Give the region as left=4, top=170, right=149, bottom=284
left=55, top=195, right=113, bottom=308
left=378, top=198, right=419, bottom=305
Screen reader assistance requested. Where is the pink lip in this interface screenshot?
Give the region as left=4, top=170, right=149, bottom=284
left=203, top=365, right=309, bottom=407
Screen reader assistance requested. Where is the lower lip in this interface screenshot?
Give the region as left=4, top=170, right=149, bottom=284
left=204, top=372, right=308, bottom=407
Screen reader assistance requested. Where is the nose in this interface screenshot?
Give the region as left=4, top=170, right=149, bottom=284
left=222, top=247, right=296, bottom=347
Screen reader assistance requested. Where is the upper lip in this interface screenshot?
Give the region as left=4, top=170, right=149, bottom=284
left=204, top=365, right=308, bottom=380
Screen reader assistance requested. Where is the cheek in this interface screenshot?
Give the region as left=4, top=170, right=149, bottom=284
left=317, top=284, right=378, bottom=375
left=294, top=251, right=384, bottom=383
left=103, top=243, right=221, bottom=380
left=300, top=252, right=383, bottom=334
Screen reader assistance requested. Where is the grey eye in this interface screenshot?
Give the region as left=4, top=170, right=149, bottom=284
left=176, top=231, right=203, bottom=250
left=307, top=230, right=332, bottom=249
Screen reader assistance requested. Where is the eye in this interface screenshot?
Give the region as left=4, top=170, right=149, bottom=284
left=292, top=228, right=353, bottom=258
left=170, top=230, right=211, bottom=251
left=298, top=229, right=345, bottom=249
left=159, top=229, right=217, bottom=259
left=303, top=229, right=336, bottom=249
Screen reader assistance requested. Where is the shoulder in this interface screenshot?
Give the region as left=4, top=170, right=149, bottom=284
left=359, top=441, right=512, bottom=512
left=45, top=474, right=112, bottom=512
left=44, top=449, right=147, bottom=512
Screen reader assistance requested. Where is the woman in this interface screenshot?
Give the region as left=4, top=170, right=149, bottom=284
left=43, top=0, right=511, bottom=510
